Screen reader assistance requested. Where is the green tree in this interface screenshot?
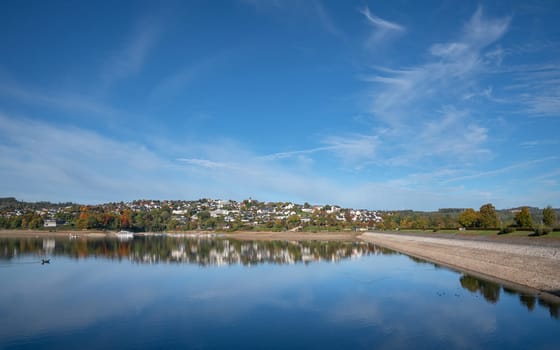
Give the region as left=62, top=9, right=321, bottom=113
left=326, top=213, right=338, bottom=228
left=86, top=214, right=99, bottom=229
left=133, top=212, right=146, bottom=231
left=287, top=214, right=300, bottom=228
left=198, top=210, right=210, bottom=221
left=458, top=208, right=479, bottom=228
left=273, top=219, right=286, bottom=231
left=413, top=216, right=428, bottom=230
left=543, top=206, right=556, bottom=226
left=197, top=210, right=211, bottom=229
left=9, top=216, right=22, bottom=229
left=479, top=203, right=499, bottom=228
left=514, top=207, right=533, bottom=227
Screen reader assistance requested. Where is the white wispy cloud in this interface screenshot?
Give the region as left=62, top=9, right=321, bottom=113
left=417, top=108, right=489, bottom=159
left=501, top=41, right=560, bottom=57
left=176, top=153, right=344, bottom=205
left=102, top=16, right=163, bottom=87
left=462, top=6, right=510, bottom=50
left=360, top=6, right=404, bottom=32
left=379, top=108, right=490, bottom=168
left=260, top=146, right=334, bottom=160
left=520, top=139, right=559, bottom=148
left=461, top=86, right=506, bottom=103
left=535, top=169, right=560, bottom=189
left=311, top=0, right=345, bottom=39
left=0, top=113, right=173, bottom=202
left=506, top=64, right=560, bottom=117
left=148, top=56, right=223, bottom=106
left=261, top=133, right=377, bottom=166
left=0, top=81, right=122, bottom=118
left=368, top=7, right=510, bottom=122
left=175, top=154, right=491, bottom=210
left=171, top=132, right=516, bottom=209
left=177, top=158, right=236, bottom=170
left=355, top=7, right=513, bottom=170
left=360, top=6, right=405, bottom=45
left=241, top=0, right=344, bottom=39
left=442, top=157, right=558, bottom=184
left=0, top=111, right=552, bottom=210
left=323, top=134, right=378, bottom=164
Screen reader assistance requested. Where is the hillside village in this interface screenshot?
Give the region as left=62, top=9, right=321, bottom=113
left=0, top=197, right=557, bottom=233
left=0, top=197, right=383, bottom=232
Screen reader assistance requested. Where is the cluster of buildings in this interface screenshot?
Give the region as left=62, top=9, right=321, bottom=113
left=0, top=206, right=64, bottom=220
left=161, top=198, right=384, bottom=229
left=0, top=197, right=384, bottom=230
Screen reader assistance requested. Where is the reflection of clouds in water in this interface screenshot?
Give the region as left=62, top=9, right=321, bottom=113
left=0, top=262, right=161, bottom=341
left=340, top=253, right=459, bottom=293
left=0, top=249, right=556, bottom=348
left=425, top=301, right=497, bottom=346
left=321, top=253, right=499, bottom=348
left=323, top=267, right=498, bottom=349
left=326, top=295, right=382, bottom=326
left=184, top=264, right=324, bottom=318
left=394, top=292, right=497, bottom=348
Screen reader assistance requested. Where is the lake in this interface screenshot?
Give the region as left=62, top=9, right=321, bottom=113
left=1, top=236, right=558, bottom=349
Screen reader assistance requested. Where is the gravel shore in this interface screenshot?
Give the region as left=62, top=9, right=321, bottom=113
left=360, top=232, right=560, bottom=298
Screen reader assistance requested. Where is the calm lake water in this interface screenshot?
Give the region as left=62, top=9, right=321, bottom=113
left=1, top=236, right=558, bottom=349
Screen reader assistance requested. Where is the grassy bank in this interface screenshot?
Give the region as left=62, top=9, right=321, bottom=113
left=392, top=228, right=560, bottom=238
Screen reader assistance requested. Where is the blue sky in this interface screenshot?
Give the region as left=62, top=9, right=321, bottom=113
left=0, top=0, right=559, bottom=210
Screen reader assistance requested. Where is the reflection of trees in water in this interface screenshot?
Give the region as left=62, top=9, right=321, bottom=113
left=520, top=294, right=536, bottom=311
left=538, top=298, right=559, bottom=319
left=459, top=275, right=500, bottom=303
left=407, top=256, right=431, bottom=265
left=459, top=274, right=559, bottom=320
left=0, top=237, right=394, bottom=266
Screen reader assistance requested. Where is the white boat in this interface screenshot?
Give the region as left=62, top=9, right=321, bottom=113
left=116, top=231, right=134, bottom=240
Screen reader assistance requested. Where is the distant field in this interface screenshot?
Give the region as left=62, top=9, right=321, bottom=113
left=395, top=229, right=560, bottom=238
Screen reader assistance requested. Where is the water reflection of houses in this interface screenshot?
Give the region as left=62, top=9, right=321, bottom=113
left=140, top=239, right=384, bottom=266
left=1, top=237, right=398, bottom=265
left=42, top=239, right=55, bottom=254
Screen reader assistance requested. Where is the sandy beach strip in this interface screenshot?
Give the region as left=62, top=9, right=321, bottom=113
left=0, top=229, right=360, bottom=241
left=0, top=229, right=109, bottom=238
left=360, top=232, right=560, bottom=298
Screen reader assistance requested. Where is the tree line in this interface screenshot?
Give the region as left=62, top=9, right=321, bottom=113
left=0, top=200, right=558, bottom=233
left=379, top=203, right=557, bottom=234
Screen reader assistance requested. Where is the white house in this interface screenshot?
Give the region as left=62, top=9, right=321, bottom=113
left=44, top=219, right=57, bottom=228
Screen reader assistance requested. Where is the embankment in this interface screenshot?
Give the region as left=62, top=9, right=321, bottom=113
left=360, top=232, right=560, bottom=298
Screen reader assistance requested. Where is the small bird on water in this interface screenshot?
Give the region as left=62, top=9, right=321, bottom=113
left=41, top=259, right=50, bottom=265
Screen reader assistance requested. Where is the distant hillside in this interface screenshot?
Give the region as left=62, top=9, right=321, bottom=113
left=0, top=197, right=76, bottom=210
left=499, top=207, right=560, bottom=225
left=0, top=197, right=18, bottom=208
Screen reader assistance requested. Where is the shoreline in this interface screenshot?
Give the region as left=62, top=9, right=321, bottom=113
left=0, top=229, right=360, bottom=241
left=360, top=231, right=560, bottom=301
left=0, top=229, right=110, bottom=238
